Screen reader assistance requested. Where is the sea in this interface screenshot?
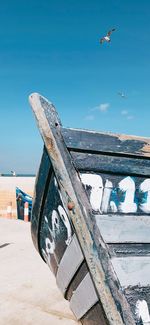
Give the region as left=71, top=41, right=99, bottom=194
left=0, top=174, right=35, bottom=177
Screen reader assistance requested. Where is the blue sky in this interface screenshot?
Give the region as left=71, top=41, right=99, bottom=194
left=0, top=0, right=150, bottom=173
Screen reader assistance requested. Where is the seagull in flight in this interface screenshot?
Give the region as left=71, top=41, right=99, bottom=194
left=118, top=92, right=127, bottom=98
left=100, top=28, right=116, bottom=44
left=11, top=170, right=16, bottom=176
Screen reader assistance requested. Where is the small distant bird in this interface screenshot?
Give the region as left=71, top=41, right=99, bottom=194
left=11, top=170, right=16, bottom=176
left=100, top=28, right=116, bottom=44
left=118, top=92, right=127, bottom=98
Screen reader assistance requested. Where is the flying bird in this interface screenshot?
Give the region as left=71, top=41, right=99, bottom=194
left=100, top=28, right=116, bottom=44
left=118, top=92, right=127, bottom=98
left=11, top=170, right=16, bottom=176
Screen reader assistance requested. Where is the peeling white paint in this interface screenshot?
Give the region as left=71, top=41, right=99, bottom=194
left=54, top=177, right=58, bottom=188
left=45, top=236, right=55, bottom=254
left=118, top=177, right=137, bottom=213
left=110, top=201, right=118, bottom=213
left=136, top=300, right=150, bottom=324
left=101, top=180, right=113, bottom=213
left=45, top=216, right=49, bottom=223
left=58, top=205, right=72, bottom=245
left=81, top=173, right=103, bottom=212
left=51, top=210, right=60, bottom=237
left=140, top=179, right=150, bottom=213
left=44, top=215, right=55, bottom=254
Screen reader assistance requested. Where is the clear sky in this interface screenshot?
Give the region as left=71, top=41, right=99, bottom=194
left=0, top=0, right=150, bottom=174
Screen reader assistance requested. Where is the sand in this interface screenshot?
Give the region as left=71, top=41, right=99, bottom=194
left=0, top=218, right=79, bottom=325
left=0, top=176, right=35, bottom=218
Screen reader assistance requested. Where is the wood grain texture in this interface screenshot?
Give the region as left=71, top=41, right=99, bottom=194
left=111, top=256, right=150, bottom=287
left=62, top=127, right=150, bottom=158
left=56, top=234, right=84, bottom=295
left=70, top=273, right=99, bottom=320
left=108, top=243, right=150, bottom=257
left=70, top=151, right=150, bottom=176
left=80, top=302, right=108, bottom=325
left=31, top=146, right=52, bottom=253
left=95, top=215, right=150, bottom=243
left=66, top=262, right=88, bottom=301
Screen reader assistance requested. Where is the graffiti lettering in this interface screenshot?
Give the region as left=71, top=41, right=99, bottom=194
left=80, top=173, right=103, bottom=212
left=118, top=177, right=137, bottom=213
left=42, top=205, right=72, bottom=262
left=45, top=216, right=55, bottom=254
left=58, top=205, right=72, bottom=245
left=81, top=173, right=150, bottom=214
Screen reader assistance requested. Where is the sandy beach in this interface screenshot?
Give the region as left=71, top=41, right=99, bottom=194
left=0, top=218, right=79, bottom=325
left=0, top=176, right=35, bottom=218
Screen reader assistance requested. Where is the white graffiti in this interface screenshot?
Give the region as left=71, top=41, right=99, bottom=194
left=140, top=179, right=150, bottom=214
left=136, top=300, right=150, bottom=325
left=44, top=216, right=55, bottom=254
left=81, top=173, right=150, bottom=214
left=58, top=205, right=72, bottom=245
left=118, top=177, right=137, bottom=213
left=42, top=204, right=72, bottom=262
left=80, top=174, right=103, bottom=212
left=42, top=216, right=55, bottom=266
left=51, top=210, right=60, bottom=237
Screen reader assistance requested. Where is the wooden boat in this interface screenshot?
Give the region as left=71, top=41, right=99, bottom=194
left=16, top=187, right=32, bottom=221
left=29, top=93, right=150, bottom=325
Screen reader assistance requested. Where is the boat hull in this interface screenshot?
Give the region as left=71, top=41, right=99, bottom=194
left=30, top=93, right=150, bottom=324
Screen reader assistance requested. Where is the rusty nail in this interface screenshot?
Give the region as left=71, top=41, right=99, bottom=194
left=67, top=201, right=75, bottom=210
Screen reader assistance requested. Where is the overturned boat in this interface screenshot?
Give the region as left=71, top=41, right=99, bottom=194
left=29, top=93, right=150, bottom=325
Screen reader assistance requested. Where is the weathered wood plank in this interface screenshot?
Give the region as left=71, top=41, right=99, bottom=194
left=81, top=302, right=108, bottom=325
left=95, top=215, right=150, bottom=243
left=70, top=151, right=150, bottom=176
left=31, top=146, right=52, bottom=253
left=108, top=243, right=150, bottom=257
left=66, top=262, right=88, bottom=301
left=70, top=273, right=99, bottom=320
left=62, top=127, right=150, bottom=158
left=56, top=234, right=84, bottom=295
left=111, top=256, right=150, bottom=287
